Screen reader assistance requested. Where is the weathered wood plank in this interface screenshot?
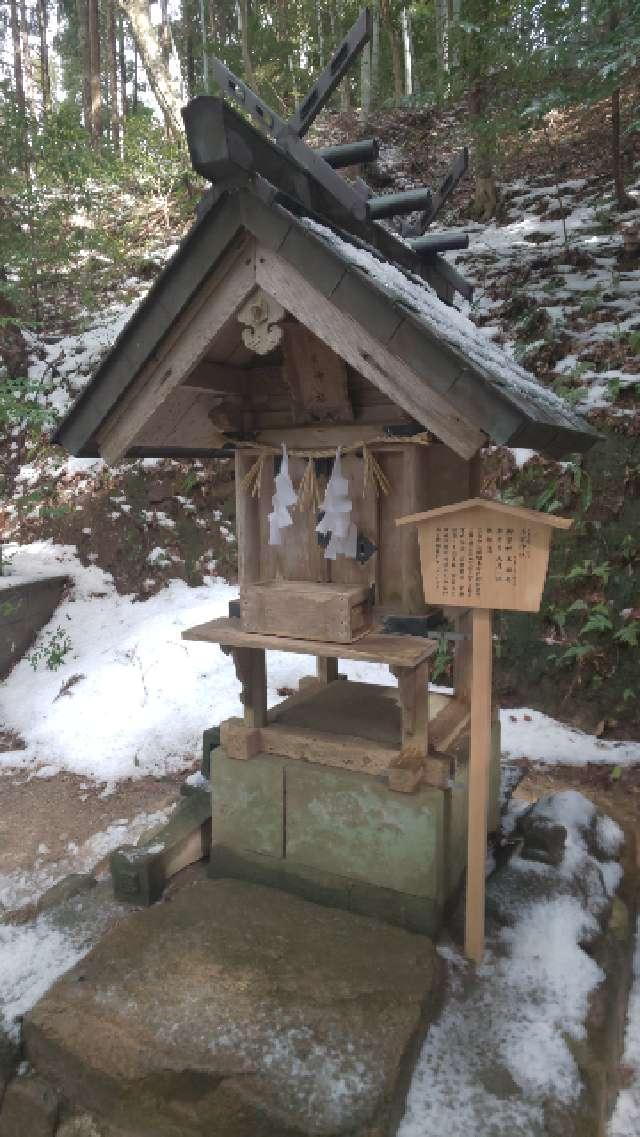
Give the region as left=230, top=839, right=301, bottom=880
left=255, top=245, right=485, bottom=459
left=283, top=323, right=354, bottom=425
left=98, top=239, right=257, bottom=462
left=182, top=616, right=437, bottom=668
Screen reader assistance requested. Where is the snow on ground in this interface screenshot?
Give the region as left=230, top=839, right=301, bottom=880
left=0, top=542, right=391, bottom=783
left=609, top=919, right=640, bottom=1137
left=0, top=917, right=88, bottom=1037
left=501, top=708, right=640, bottom=767
left=2, top=543, right=640, bottom=782
left=400, top=792, right=622, bottom=1137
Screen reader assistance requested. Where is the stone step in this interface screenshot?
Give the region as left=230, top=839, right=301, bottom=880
left=23, top=879, right=441, bottom=1137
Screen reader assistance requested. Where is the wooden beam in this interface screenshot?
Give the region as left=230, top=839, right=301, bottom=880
left=183, top=616, right=437, bottom=669
left=255, top=248, right=485, bottom=459
left=254, top=424, right=383, bottom=449
left=283, top=323, right=353, bottom=424
left=464, top=607, right=493, bottom=965
left=97, top=239, right=257, bottom=462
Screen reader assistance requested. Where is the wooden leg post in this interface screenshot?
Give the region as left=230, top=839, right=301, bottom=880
left=316, top=656, right=339, bottom=685
left=388, top=660, right=429, bottom=792
left=233, top=647, right=267, bottom=728
left=464, top=607, right=493, bottom=965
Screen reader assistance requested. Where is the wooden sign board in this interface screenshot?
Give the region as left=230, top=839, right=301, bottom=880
left=397, top=497, right=572, bottom=966
left=397, top=498, right=572, bottom=613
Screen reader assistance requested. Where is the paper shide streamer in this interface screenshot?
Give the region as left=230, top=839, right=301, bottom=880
left=316, top=448, right=357, bottom=560
left=268, top=444, right=297, bottom=545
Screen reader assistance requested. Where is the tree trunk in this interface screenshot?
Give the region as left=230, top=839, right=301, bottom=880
left=469, top=78, right=497, bottom=220
left=237, top=0, right=256, bottom=88
left=360, top=39, right=371, bottom=125
left=611, top=87, right=636, bottom=210
left=370, top=0, right=379, bottom=108
left=118, top=12, right=128, bottom=121
left=77, top=0, right=93, bottom=133
left=0, top=270, right=28, bottom=381
left=401, top=7, right=413, bottom=97
left=448, top=0, right=460, bottom=70
left=19, top=0, right=33, bottom=107
left=199, top=0, right=209, bottom=91
left=107, top=0, right=120, bottom=148
left=37, top=0, right=50, bottom=111
left=381, top=0, right=402, bottom=104
left=116, top=0, right=184, bottom=137
left=10, top=0, right=26, bottom=121
left=89, top=0, right=102, bottom=145
left=435, top=0, right=447, bottom=75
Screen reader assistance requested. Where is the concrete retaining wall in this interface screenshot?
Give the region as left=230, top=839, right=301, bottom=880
left=0, top=576, right=70, bottom=679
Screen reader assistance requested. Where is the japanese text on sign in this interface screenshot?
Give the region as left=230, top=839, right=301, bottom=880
left=433, top=524, right=532, bottom=602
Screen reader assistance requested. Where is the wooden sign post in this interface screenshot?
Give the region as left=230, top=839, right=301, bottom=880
left=396, top=498, right=572, bottom=963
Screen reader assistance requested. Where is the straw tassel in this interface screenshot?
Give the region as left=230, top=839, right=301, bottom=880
left=238, top=452, right=266, bottom=498
left=296, top=457, right=321, bottom=512
left=362, top=445, right=391, bottom=498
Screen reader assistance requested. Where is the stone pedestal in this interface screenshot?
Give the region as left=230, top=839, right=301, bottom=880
left=24, top=880, right=441, bottom=1137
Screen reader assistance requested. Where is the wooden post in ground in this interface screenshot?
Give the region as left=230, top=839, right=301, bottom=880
left=464, top=607, right=492, bottom=964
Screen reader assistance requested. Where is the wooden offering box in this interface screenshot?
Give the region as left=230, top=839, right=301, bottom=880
left=240, top=581, right=373, bottom=643
left=397, top=498, right=572, bottom=613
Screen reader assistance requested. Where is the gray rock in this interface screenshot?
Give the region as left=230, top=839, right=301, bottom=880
left=0, top=1074, right=59, bottom=1137
left=24, top=880, right=440, bottom=1137
left=56, top=1112, right=105, bottom=1137
left=517, top=813, right=567, bottom=866
left=36, top=874, right=97, bottom=915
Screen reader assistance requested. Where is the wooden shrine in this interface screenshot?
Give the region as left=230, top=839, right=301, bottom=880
left=54, top=11, right=596, bottom=938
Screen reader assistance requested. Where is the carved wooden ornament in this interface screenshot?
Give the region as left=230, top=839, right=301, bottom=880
left=237, top=289, right=285, bottom=355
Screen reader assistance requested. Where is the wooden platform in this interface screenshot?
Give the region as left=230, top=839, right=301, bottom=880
left=182, top=617, right=466, bottom=792
left=182, top=616, right=437, bottom=668
left=273, top=681, right=449, bottom=746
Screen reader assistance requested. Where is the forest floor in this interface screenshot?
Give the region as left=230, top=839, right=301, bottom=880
left=0, top=89, right=639, bottom=1134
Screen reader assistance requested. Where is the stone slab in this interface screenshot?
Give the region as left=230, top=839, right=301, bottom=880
left=24, top=880, right=440, bottom=1137
left=213, top=750, right=284, bottom=857
left=285, top=763, right=443, bottom=897
left=0, top=1074, right=59, bottom=1137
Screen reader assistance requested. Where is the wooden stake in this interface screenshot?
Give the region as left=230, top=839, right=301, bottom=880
left=464, top=607, right=492, bottom=965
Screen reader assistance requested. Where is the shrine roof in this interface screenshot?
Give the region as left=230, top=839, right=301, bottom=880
left=54, top=183, right=598, bottom=461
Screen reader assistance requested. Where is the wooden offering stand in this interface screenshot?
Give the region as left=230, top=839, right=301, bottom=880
left=185, top=607, right=453, bottom=794
left=397, top=498, right=572, bottom=962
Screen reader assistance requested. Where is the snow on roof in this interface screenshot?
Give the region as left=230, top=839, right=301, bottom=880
left=301, top=217, right=589, bottom=431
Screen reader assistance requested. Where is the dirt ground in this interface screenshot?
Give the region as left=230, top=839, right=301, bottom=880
left=0, top=765, right=190, bottom=916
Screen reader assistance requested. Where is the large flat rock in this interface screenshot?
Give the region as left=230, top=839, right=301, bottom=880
left=24, top=880, right=440, bottom=1137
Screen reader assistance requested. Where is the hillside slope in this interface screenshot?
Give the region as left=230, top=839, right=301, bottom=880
left=2, top=92, right=639, bottom=736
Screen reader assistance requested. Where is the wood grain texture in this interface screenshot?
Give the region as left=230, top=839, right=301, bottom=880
left=240, top=581, right=371, bottom=643
left=464, top=607, right=493, bottom=965
left=255, top=245, right=485, bottom=459
left=98, top=239, right=257, bottom=461
left=182, top=616, right=437, bottom=668
left=283, top=322, right=353, bottom=424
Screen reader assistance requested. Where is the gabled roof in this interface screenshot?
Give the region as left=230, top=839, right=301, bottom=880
left=396, top=497, right=573, bottom=528
left=54, top=183, right=597, bottom=461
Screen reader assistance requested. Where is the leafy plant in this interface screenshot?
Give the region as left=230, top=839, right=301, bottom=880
left=579, top=604, right=613, bottom=636
left=431, top=633, right=453, bottom=683
left=614, top=622, right=640, bottom=647
left=28, top=626, right=73, bottom=671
